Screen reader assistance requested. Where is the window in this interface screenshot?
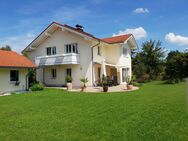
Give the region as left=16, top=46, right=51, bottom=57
left=46, top=47, right=56, bottom=55
left=97, top=46, right=101, bottom=56
left=65, top=43, right=78, bottom=53
left=123, top=47, right=128, bottom=56
left=122, top=68, right=129, bottom=82
left=10, top=70, right=19, bottom=82
left=66, top=68, right=72, bottom=77
left=51, top=69, right=56, bottom=79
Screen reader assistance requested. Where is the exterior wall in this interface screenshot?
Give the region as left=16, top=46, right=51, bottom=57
left=28, top=28, right=93, bottom=86
left=0, top=68, right=28, bottom=92
left=93, top=42, right=131, bottom=68
left=93, top=42, right=132, bottom=84
left=118, top=43, right=132, bottom=82
left=42, top=64, right=82, bottom=87
left=27, top=27, right=133, bottom=87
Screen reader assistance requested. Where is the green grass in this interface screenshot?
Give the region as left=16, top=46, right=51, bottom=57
left=0, top=81, right=187, bottom=141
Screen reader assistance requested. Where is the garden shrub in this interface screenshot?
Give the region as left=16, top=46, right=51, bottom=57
left=30, top=83, right=44, bottom=91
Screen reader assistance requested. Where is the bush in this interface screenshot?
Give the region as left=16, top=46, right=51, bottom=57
left=30, top=83, right=44, bottom=91
left=137, top=74, right=150, bottom=83
left=66, top=75, right=72, bottom=83
left=80, top=77, right=89, bottom=87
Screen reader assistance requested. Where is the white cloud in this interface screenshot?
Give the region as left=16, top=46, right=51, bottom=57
left=0, top=32, right=35, bottom=53
left=133, top=8, right=149, bottom=14
left=113, top=27, right=147, bottom=40
left=165, top=33, right=188, bottom=46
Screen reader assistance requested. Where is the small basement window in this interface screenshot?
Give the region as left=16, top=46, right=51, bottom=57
left=10, top=70, right=19, bottom=82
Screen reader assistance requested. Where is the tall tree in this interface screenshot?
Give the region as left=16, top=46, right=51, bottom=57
left=132, top=40, right=165, bottom=81
left=165, top=51, right=188, bottom=83
left=0, top=45, right=12, bottom=51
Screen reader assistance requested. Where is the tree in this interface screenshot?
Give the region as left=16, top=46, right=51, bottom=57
left=0, top=45, right=12, bottom=51
left=132, top=40, right=165, bottom=82
left=165, top=51, right=188, bottom=83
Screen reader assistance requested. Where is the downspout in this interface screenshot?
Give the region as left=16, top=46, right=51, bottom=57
left=91, top=39, right=101, bottom=86
left=26, top=70, right=29, bottom=91
left=26, top=68, right=30, bottom=91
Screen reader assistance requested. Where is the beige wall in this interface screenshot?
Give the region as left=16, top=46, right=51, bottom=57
left=0, top=68, right=28, bottom=92
left=28, top=28, right=93, bottom=86
left=27, top=27, right=133, bottom=86
left=42, top=64, right=83, bottom=87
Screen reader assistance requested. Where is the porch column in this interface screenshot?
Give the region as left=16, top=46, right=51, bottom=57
left=119, top=67, right=123, bottom=84
left=93, top=65, right=96, bottom=86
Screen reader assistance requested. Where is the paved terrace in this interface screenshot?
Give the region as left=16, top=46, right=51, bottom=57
left=48, top=85, right=139, bottom=93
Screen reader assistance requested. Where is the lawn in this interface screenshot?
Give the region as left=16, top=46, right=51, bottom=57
left=0, top=81, right=187, bottom=141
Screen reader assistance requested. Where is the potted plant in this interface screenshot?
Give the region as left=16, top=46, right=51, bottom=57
left=80, top=77, right=89, bottom=92
left=102, top=75, right=109, bottom=92
left=126, top=75, right=133, bottom=90
left=66, top=75, right=72, bottom=91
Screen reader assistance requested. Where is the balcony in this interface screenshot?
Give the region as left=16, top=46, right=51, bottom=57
left=35, top=53, right=80, bottom=66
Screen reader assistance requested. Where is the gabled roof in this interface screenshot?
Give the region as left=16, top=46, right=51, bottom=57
left=23, top=22, right=137, bottom=52
left=101, top=34, right=132, bottom=44
left=0, top=50, right=36, bottom=68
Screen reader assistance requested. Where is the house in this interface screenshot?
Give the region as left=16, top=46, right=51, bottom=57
left=0, top=50, right=36, bottom=92
left=23, top=22, right=137, bottom=87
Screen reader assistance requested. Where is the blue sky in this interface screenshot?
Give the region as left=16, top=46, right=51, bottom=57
left=0, top=0, right=188, bottom=52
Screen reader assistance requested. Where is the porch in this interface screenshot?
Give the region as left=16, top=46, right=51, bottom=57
left=93, top=62, right=130, bottom=86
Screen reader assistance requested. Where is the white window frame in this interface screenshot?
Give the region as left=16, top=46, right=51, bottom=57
left=66, top=68, right=72, bottom=77
left=123, top=46, right=128, bottom=57
left=10, top=70, right=19, bottom=83
left=46, top=47, right=56, bottom=56
left=97, top=46, right=101, bottom=56
left=122, top=68, right=130, bottom=82
left=51, top=69, right=57, bottom=79
left=65, top=43, right=78, bottom=54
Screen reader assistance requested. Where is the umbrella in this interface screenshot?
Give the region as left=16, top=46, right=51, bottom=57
left=101, top=58, right=106, bottom=77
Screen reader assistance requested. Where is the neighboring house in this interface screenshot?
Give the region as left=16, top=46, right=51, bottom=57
left=0, top=50, right=36, bottom=92
left=23, top=22, right=137, bottom=87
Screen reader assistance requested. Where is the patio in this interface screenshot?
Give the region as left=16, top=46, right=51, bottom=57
left=69, top=85, right=139, bottom=93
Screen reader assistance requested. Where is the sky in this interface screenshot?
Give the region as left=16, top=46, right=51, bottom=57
left=0, top=0, right=188, bottom=53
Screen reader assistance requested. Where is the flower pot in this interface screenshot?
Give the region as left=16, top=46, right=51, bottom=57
left=67, top=83, right=72, bottom=91
left=127, top=84, right=133, bottom=90
left=103, top=86, right=108, bottom=92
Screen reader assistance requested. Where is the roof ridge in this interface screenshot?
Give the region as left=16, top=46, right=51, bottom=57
left=101, top=34, right=132, bottom=39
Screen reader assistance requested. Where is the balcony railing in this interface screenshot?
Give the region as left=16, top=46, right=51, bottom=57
left=35, top=53, right=80, bottom=66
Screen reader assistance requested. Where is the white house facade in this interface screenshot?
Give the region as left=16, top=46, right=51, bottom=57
left=23, top=22, right=137, bottom=87
left=0, top=50, right=36, bottom=93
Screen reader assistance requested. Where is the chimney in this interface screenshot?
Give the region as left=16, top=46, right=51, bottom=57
left=75, top=24, right=84, bottom=31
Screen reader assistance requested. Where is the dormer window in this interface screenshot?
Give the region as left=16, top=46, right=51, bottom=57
left=65, top=43, right=78, bottom=53
left=46, top=47, right=56, bottom=55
